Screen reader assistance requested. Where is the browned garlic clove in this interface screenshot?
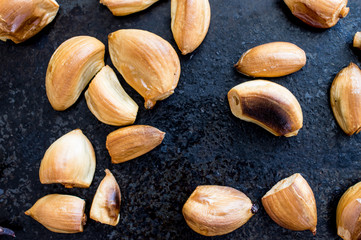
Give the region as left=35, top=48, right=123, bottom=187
left=182, top=185, right=258, bottom=236
left=90, top=169, right=121, bottom=226
left=262, top=173, right=317, bottom=235
left=39, top=129, right=96, bottom=188
left=106, top=125, right=165, bottom=164
left=354, top=32, right=361, bottom=50
left=100, top=0, right=159, bottom=16
left=25, top=194, right=86, bottom=233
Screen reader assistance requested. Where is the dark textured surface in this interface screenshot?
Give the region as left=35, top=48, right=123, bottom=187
left=0, top=0, right=361, bottom=239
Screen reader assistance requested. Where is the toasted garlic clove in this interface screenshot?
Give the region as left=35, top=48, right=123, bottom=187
left=228, top=80, right=303, bottom=137
left=0, top=0, right=59, bottom=44
left=353, top=32, right=361, bottom=50
left=100, top=0, right=159, bottom=16
left=171, top=0, right=211, bottom=55
left=108, top=29, right=181, bottom=109
left=25, top=194, right=86, bottom=233
left=90, top=169, right=121, bottom=226
left=283, top=0, right=349, bottom=28
left=235, top=42, right=306, bottom=78
left=336, top=182, right=361, bottom=240
left=39, top=129, right=96, bottom=188
left=85, top=65, right=139, bottom=126
left=262, top=173, right=317, bottom=235
left=330, top=63, right=361, bottom=136
left=46, top=36, right=105, bottom=111
left=106, top=125, right=165, bottom=164
left=182, top=185, right=258, bottom=236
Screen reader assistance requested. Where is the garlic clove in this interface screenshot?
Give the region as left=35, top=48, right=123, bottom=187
left=90, top=169, right=121, bottom=226
left=100, top=0, right=159, bottom=16
left=25, top=194, right=86, bottom=233
left=108, top=29, right=181, bottom=109
left=262, top=173, right=317, bottom=235
left=46, top=36, right=105, bottom=111
left=354, top=32, right=361, bottom=50
left=39, top=129, right=96, bottom=188
left=85, top=65, right=139, bottom=126
left=106, top=125, right=165, bottom=164
left=228, top=80, right=303, bottom=137
left=182, top=185, right=258, bottom=236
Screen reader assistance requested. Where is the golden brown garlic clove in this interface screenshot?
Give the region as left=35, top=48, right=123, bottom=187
left=25, top=194, right=86, bottom=233
left=39, top=129, right=96, bottom=188
left=353, top=32, right=361, bottom=50
left=0, top=0, right=59, bottom=43
left=182, top=185, right=258, bottom=236
left=108, top=29, right=181, bottom=109
left=262, top=173, right=317, bottom=235
left=228, top=80, right=303, bottom=137
left=46, top=36, right=105, bottom=111
left=330, top=63, right=361, bottom=136
left=100, top=0, right=159, bottom=16
left=90, top=169, right=121, bottom=226
left=85, top=65, right=139, bottom=126
left=106, top=125, right=165, bottom=164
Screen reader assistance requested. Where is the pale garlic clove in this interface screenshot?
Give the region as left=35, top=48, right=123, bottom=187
left=106, top=125, right=165, bottom=164
left=262, top=173, right=317, bottom=235
left=0, top=226, right=15, bottom=237
left=283, top=0, right=349, bottom=28
left=90, top=169, right=121, bottom=226
left=46, top=36, right=105, bottom=111
left=171, top=0, right=211, bottom=55
left=0, top=0, right=59, bottom=44
left=336, top=182, right=361, bottom=240
left=25, top=194, right=86, bottom=233
left=39, top=129, right=96, bottom=188
left=108, top=29, right=181, bottom=109
left=100, top=0, right=159, bottom=16
left=182, top=185, right=258, bottom=236
left=85, top=65, right=139, bottom=126
left=228, top=80, right=303, bottom=137
left=353, top=32, right=361, bottom=50
left=330, top=63, right=361, bottom=136
left=235, top=42, right=306, bottom=78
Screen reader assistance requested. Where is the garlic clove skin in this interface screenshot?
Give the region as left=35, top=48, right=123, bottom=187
left=85, top=65, right=139, bottom=126
left=39, top=129, right=96, bottom=188
left=90, top=169, right=121, bottom=226
left=182, top=185, right=258, bottom=236
left=354, top=32, right=361, bottom=50
left=330, top=63, right=361, bottom=136
left=100, top=0, right=159, bottom=16
left=46, top=36, right=105, bottom=111
left=262, top=173, right=317, bottom=235
left=108, top=29, right=181, bottom=109
left=25, top=194, right=86, bottom=233
left=228, top=80, right=303, bottom=137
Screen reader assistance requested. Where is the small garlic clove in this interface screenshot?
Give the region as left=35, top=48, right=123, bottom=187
left=90, top=169, right=121, bottom=226
left=46, top=36, right=105, bottom=111
left=100, top=0, right=159, bottom=16
left=39, top=129, right=96, bottom=188
left=228, top=80, right=303, bottom=137
left=262, top=173, right=317, bottom=235
left=108, top=29, right=181, bottom=109
left=182, top=185, right=258, bottom=236
left=25, top=194, right=86, bottom=233
left=353, top=32, right=361, bottom=50
left=106, top=125, right=165, bottom=164
left=85, top=65, right=139, bottom=126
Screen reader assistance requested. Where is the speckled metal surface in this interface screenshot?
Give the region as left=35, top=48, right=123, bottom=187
left=0, top=0, right=361, bottom=239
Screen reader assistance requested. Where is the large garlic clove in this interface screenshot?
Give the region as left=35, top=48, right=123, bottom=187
left=228, top=80, right=303, bottom=137
left=25, top=194, right=86, bottom=233
left=182, top=185, right=258, bottom=236
left=283, top=0, right=349, bottom=28
left=100, top=0, right=159, bottom=16
left=46, top=36, right=105, bottom=111
left=235, top=42, right=306, bottom=78
left=106, top=125, right=165, bottom=164
left=262, top=173, right=317, bottom=235
left=330, top=63, right=361, bottom=136
left=171, top=0, right=211, bottom=55
left=90, top=169, right=121, bottom=226
left=337, top=182, right=361, bottom=240
left=85, top=65, right=139, bottom=126
left=0, top=0, right=59, bottom=44
left=108, top=29, right=181, bottom=109
left=354, top=32, right=361, bottom=50
left=39, top=129, right=96, bottom=188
